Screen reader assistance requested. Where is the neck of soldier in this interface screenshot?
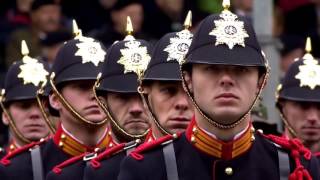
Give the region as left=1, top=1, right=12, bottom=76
left=195, top=111, right=250, bottom=141
left=284, top=128, right=320, bottom=153
left=151, top=123, right=166, bottom=139
left=61, top=118, right=108, bottom=147
left=10, top=132, right=25, bottom=148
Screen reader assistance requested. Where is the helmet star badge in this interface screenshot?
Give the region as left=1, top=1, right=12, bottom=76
left=209, top=0, right=249, bottom=49
left=164, top=11, right=193, bottom=65
left=18, top=40, right=49, bottom=86
left=295, top=37, right=320, bottom=90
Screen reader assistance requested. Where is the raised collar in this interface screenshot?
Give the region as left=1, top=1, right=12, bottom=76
left=185, top=117, right=255, bottom=160
left=145, top=129, right=156, bottom=143
left=53, top=124, right=117, bottom=156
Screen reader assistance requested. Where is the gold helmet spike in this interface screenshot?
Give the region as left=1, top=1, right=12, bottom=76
left=183, top=10, right=192, bottom=29
left=222, top=0, right=231, bottom=10
left=72, top=19, right=82, bottom=37
left=302, top=37, right=313, bottom=60
left=124, top=16, right=135, bottom=41
left=126, top=16, right=133, bottom=35
left=21, top=40, right=29, bottom=56
left=305, top=37, right=311, bottom=53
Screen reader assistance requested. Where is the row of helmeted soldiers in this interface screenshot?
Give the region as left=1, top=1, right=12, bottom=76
left=0, top=0, right=320, bottom=180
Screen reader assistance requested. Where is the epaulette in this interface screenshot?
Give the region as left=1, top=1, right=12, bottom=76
left=130, top=133, right=181, bottom=161
left=0, top=138, right=48, bottom=166
left=52, top=147, right=106, bottom=174
left=261, top=133, right=313, bottom=180
left=90, top=139, right=141, bottom=169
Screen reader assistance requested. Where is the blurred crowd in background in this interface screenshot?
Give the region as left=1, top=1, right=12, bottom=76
left=0, top=0, right=320, bottom=146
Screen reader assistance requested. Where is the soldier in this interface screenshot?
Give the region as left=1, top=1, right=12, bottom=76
left=45, top=17, right=152, bottom=180
left=118, top=1, right=320, bottom=180
left=0, top=41, right=50, bottom=154
left=0, top=22, right=111, bottom=180
left=276, top=37, right=320, bottom=155
left=139, top=11, right=194, bottom=139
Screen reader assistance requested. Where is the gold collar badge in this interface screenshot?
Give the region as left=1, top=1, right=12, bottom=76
left=209, top=0, right=249, bottom=49
left=118, top=40, right=151, bottom=78
left=164, top=11, right=193, bottom=65
left=295, top=37, right=320, bottom=90
left=18, top=40, right=49, bottom=86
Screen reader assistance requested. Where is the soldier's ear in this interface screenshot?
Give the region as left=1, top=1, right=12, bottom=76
left=49, top=93, right=61, bottom=111
left=2, top=112, right=9, bottom=125
left=183, top=71, right=193, bottom=93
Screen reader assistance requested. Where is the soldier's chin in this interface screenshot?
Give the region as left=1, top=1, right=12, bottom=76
left=25, top=133, right=48, bottom=142
left=83, top=114, right=107, bottom=124
left=207, top=112, right=242, bottom=126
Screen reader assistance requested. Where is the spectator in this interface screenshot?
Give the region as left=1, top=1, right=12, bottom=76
left=5, top=0, right=62, bottom=68
left=90, top=0, right=153, bottom=48
left=39, top=29, right=72, bottom=67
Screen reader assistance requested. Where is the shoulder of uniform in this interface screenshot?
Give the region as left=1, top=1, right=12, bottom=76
left=129, top=133, right=181, bottom=161
left=52, top=146, right=106, bottom=175
left=52, top=152, right=86, bottom=175
left=0, top=138, right=48, bottom=166
left=90, top=139, right=142, bottom=169
left=261, top=133, right=313, bottom=179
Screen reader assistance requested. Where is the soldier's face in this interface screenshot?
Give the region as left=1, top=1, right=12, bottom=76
left=184, top=64, right=261, bottom=125
left=104, top=92, right=150, bottom=135
left=145, top=81, right=193, bottom=136
left=53, top=80, right=106, bottom=123
left=282, top=100, right=320, bottom=143
left=2, top=100, right=49, bottom=142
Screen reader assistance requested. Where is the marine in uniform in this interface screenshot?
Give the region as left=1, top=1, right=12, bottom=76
left=0, top=22, right=112, bottom=180
left=0, top=41, right=50, bottom=154
left=45, top=17, right=152, bottom=180
left=118, top=1, right=320, bottom=180
left=139, top=11, right=194, bottom=139
left=276, top=38, right=320, bottom=157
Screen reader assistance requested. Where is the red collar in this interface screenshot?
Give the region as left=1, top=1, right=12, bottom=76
left=144, top=129, right=156, bottom=143
left=185, top=117, right=254, bottom=160
left=53, top=124, right=117, bottom=156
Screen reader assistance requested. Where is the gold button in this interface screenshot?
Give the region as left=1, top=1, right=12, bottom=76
left=251, top=135, right=255, bottom=142
left=225, top=167, right=233, bottom=176
left=61, top=134, right=66, bottom=139
left=9, top=144, right=15, bottom=150
left=109, top=143, right=113, bottom=147
left=250, top=127, right=255, bottom=133
left=190, top=136, right=196, bottom=143
left=172, top=133, right=178, bottom=139
left=59, top=142, right=64, bottom=147
left=192, top=127, right=198, bottom=134
left=257, top=129, right=263, bottom=134
left=136, top=139, right=141, bottom=144
left=40, top=138, right=45, bottom=142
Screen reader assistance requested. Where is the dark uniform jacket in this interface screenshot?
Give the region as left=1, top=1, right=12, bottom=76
left=0, top=147, right=6, bottom=159
left=118, top=118, right=320, bottom=180
left=0, top=125, right=112, bottom=180
left=0, top=139, right=70, bottom=180
left=46, top=130, right=155, bottom=180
